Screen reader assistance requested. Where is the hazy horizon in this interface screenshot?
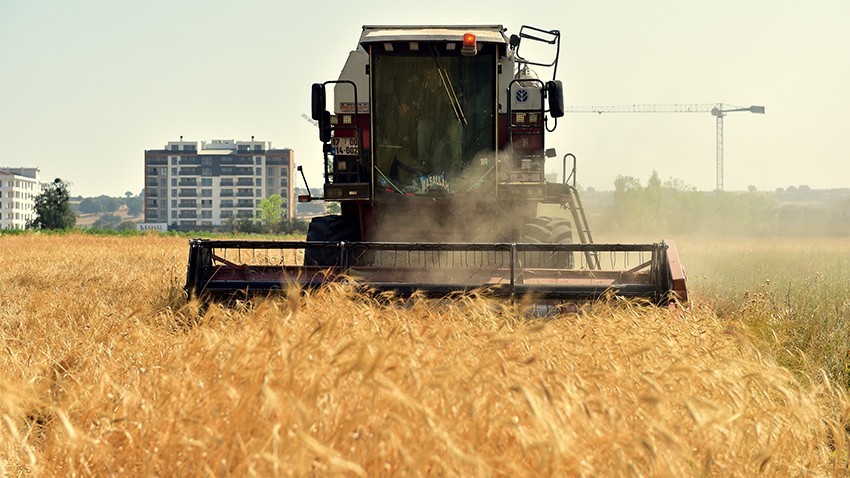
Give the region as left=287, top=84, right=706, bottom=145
left=2, top=0, right=848, bottom=197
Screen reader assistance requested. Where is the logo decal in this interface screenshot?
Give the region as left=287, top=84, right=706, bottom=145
left=515, top=89, right=529, bottom=103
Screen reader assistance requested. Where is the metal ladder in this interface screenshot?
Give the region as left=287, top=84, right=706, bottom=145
left=565, top=185, right=601, bottom=270
left=561, top=153, right=600, bottom=269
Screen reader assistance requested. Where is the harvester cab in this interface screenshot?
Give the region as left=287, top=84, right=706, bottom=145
left=185, top=24, right=688, bottom=305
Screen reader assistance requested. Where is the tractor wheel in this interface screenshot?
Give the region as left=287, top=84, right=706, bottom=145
left=521, top=216, right=574, bottom=269
left=304, top=215, right=359, bottom=266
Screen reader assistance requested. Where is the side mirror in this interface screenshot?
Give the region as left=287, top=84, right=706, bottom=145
left=319, top=111, right=331, bottom=143
left=311, top=83, right=325, bottom=121
left=547, top=80, right=564, bottom=118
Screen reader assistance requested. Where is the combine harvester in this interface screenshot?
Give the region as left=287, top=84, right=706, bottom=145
left=185, top=24, right=687, bottom=305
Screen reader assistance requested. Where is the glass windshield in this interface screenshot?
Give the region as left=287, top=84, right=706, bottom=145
left=372, top=47, right=496, bottom=195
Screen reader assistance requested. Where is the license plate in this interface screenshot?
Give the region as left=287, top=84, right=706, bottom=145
left=331, top=137, right=359, bottom=156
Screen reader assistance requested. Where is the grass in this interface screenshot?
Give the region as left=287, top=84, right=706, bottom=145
left=681, top=236, right=850, bottom=388
left=0, top=233, right=848, bottom=476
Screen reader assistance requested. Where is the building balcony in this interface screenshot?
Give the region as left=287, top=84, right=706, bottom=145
left=219, top=158, right=254, bottom=166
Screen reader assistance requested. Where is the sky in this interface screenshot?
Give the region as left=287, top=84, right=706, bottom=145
left=1, top=0, right=849, bottom=197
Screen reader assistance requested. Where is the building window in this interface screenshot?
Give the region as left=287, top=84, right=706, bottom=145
left=171, top=200, right=177, bottom=207
left=255, top=189, right=261, bottom=197
left=201, top=178, right=212, bottom=186
left=201, top=189, right=212, bottom=197
left=202, top=167, right=212, bottom=176
left=256, top=179, right=262, bottom=187
left=171, top=178, right=177, bottom=186
left=171, top=157, right=178, bottom=165
left=256, top=167, right=261, bottom=175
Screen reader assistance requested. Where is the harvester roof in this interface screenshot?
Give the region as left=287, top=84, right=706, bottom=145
left=359, top=25, right=508, bottom=46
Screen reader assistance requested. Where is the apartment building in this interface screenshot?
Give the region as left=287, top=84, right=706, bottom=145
left=0, top=167, right=41, bottom=229
left=143, top=139, right=295, bottom=230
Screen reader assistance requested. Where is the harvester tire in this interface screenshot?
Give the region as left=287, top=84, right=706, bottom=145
left=304, top=215, right=359, bottom=267
left=521, top=216, right=574, bottom=269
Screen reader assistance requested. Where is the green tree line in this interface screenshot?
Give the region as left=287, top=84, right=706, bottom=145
left=591, top=171, right=847, bottom=236
left=75, top=191, right=143, bottom=216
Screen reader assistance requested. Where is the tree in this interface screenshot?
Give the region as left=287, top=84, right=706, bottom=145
left=30, top=178, right=76, bottom=230
left=78, top=197, right=104, bottom=214
left=117, top=220, right=137, bottom=232
left=92, top=213, right=122, bottom=229
left=258, top=194, right=286, bottom=229
left=126, top=198, right=143, bottom=216
left=99, top=195, right=121, bottom=213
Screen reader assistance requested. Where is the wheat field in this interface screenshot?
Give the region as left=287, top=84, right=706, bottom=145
left=1, top=233, right=848, bottom=476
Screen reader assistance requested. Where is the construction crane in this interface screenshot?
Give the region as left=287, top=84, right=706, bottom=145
left=565, top=103, right=765, bottom=191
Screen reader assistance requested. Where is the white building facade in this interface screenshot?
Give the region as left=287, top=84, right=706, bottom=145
left=144, top=139, right=295, bottom=231
left=0, top=168, right=41, bottom=229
